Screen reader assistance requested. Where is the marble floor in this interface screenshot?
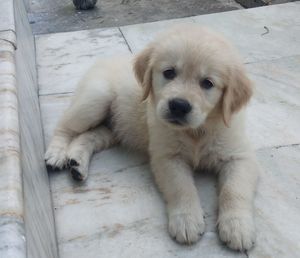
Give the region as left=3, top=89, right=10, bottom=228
left=37, top=3, right=300, bottom=258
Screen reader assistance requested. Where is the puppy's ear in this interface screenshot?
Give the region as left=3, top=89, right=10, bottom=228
left=222, top=66, right=253, bottom=126
left=133, top=47, right=153, bottom=100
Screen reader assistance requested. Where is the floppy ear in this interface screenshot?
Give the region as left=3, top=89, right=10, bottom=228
left=222, top=66, right=253, bottom=126
left=133, top=47, right=153, bottom=100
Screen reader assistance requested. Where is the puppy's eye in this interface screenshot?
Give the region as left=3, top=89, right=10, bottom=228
left=200, top=78, right=214, bottom=90
left=163, top=68, right=176, bottom=80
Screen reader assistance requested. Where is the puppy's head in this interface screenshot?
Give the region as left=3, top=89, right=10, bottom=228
left=134, top=25, right=252, bottom=129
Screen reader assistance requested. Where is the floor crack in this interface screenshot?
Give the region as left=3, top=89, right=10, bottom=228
left=274, top=143, right=300, bottom=149
left=258, top=143, right=300, bottom=151
left=118, top=27, right=133, bottom=53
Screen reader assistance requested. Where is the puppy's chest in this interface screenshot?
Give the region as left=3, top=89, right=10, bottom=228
left=181, top=135, right=224, bottom=170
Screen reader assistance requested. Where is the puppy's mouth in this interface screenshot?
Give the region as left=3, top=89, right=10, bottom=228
left=165, top=115, right=187, bottom=126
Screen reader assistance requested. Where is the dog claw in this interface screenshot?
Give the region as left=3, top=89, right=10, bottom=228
left=68, top=159, right=79, bottom=167
left=70, top=167, right=84, bottom=181
left=46, top=164, right=61, bottom=171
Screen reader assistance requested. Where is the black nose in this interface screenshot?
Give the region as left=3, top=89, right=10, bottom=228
left=168, top=98, right=192, bottom=118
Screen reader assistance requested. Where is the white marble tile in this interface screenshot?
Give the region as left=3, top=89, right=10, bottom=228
left=245, top=55, right=300, bottom=149
left=252, top=145, right=300, bottom=258
left=120, top=17, right=195, bottom=53
left=36, top=28, right=131, bottom=95
left=0, top=216, right=26, bottom=258
left=48, top=145, right=240, bottom=258
left=0, top=0, right=15, bottom=32
left=192, top=3, right=300, bottom=64
left=44, top=131, right=300, bottom=258
left=121, top=3, right=300, bottom=63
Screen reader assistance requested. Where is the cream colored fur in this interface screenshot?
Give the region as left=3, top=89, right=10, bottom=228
left=45, top=25, right=259, bottom=251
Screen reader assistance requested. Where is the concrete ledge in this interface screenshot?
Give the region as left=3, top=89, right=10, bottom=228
left=0, top=37, right=25, bottom=258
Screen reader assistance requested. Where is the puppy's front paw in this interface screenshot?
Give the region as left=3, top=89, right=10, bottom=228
left=218, top=215, right=255, bottom=251
left=45, top=143, right=68, bottom=170
left=169, top=211, right=205, bottom=245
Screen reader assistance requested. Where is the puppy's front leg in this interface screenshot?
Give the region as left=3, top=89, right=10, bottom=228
left=151, top=157, right=205, bottom=244
left=218, top=157, right=259, bottom=251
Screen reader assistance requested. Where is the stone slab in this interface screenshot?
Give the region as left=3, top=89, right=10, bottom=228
left=36, top=28, right=131, bottom=95
left=121, top=2, right=300, bottom=64
left=252, top=145, right=300, bottom=258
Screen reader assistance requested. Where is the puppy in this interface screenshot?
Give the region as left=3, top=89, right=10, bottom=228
left=45, top=24, right=259, bottom=251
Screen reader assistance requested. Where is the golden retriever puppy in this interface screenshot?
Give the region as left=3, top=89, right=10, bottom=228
left=45, top=24, right=259, bottom=251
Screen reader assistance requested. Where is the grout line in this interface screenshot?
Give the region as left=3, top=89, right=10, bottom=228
left=39, top=91, right=74, bottom=97
left=118, top=27, right=133, bottom=53
left=272, top=143, right=300, bottom=149
left=257, top=143, right=300, bottom=152
left=33, top=25, right=117, bottom=37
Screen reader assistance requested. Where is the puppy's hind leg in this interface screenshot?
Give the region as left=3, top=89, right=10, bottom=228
left=67, top=126, right=116, bottom=181
left=45, top=79, right=114, bottom=170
